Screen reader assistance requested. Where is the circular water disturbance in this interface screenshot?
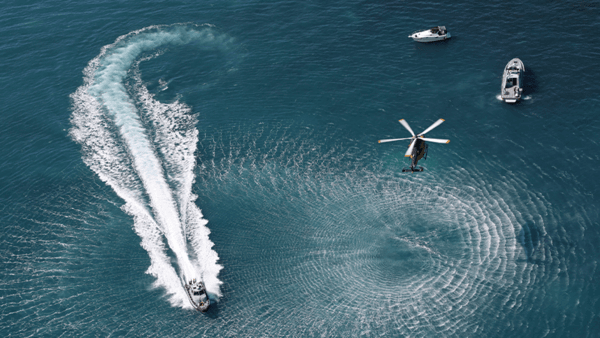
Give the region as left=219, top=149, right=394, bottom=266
left=191, top=122, right=574, bottom=336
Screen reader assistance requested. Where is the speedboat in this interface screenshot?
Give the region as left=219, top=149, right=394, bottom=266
left=500, top=58, right=525, bottom=103
left=408, top=26, right=451, bottom=42
left=184, top=279, right=210, bottom=312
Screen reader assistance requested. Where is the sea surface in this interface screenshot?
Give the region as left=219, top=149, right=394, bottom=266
left=1, top=1, right=599, bottom=337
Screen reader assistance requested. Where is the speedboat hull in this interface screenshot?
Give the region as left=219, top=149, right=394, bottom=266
left=409, top=26, right=450, bottom=42
left=185, top=280, right=210, bottom=312
left=501, top=58, right=525, bottom=103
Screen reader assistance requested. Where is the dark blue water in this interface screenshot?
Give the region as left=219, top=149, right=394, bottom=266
left=2, top=1, right=599, bottom=336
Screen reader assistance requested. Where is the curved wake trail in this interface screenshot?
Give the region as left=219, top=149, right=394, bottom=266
left=70, top=24, right=225, bottom=306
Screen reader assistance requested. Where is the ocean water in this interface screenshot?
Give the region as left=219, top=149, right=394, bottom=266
left=1, top=0, right=599, bottom=337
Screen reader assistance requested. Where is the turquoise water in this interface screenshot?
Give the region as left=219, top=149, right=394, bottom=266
left=1, top=1, right=599, bottom=337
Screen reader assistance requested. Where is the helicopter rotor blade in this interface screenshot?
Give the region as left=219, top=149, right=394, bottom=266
left=378, top=137, right=414, bottom=143
left=405, top=138, right=417, bottom=157
left=418, top=119, right=445, bottom=136
left=419, top=137, right=450, bottom=144
left=399, top=119, right=415, bottom=137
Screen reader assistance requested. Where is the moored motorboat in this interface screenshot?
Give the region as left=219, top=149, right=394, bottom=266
left=500, top=58, right=525, bottom=103
left=184, top=279, right=210, bottom=312
left=408, top=26, right=451, bottom=42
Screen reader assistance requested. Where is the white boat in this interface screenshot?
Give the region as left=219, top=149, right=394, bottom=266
left=500, top=58, right=525, bottom=103
left=408, top=26, right=451, bottom=42
left=184, top=279, right=210, bottom=312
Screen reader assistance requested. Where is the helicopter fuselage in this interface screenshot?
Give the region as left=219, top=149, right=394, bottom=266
left=378, top=118, right=447, bottom=173
left=404, top=138, right=428, bottom=172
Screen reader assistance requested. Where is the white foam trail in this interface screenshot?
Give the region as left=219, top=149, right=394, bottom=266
left=70, top=24, right=226, bottom=304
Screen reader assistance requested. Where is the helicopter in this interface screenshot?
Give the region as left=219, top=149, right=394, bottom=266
left=378, top=119, right=450, bottom=172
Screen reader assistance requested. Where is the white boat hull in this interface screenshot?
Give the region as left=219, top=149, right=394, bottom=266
left=409, top=27, right=451, bottom=43
left=409, top=32, right=451, bottom=42
left=500, top=58, right=525, bottom=103
left=185, top=280, right=210, bottom=312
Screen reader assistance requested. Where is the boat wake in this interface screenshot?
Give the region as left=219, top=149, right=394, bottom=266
left=70, top=24, right=226, bottom=307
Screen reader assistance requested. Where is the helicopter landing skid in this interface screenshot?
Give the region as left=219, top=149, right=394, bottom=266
left=402, top=167, right=424, bottom=173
